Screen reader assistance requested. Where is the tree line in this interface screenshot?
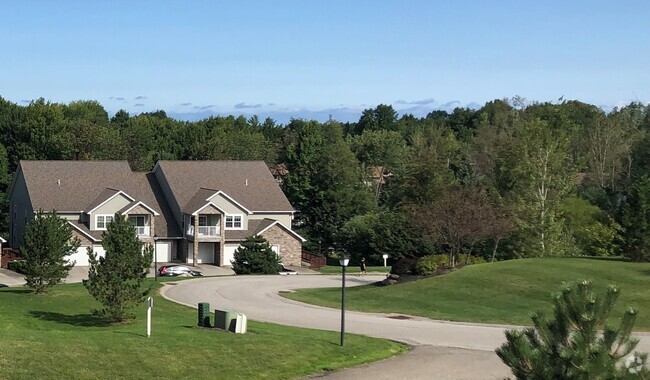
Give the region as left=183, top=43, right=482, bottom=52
left=2, top=96, right=650, bottom=263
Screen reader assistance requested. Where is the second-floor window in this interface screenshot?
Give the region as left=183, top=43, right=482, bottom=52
left=129, top=216, right=148, bottom=235
left=225, top=215, right=242, bottom=229
left=96, top=215, right=114, bottom=230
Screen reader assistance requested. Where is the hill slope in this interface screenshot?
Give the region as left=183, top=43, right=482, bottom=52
left=286, top=258, right=650, bottom=329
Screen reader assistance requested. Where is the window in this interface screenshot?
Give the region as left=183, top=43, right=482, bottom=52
left=225, top=215, right=242, bottom=229
left=129, top=216, right=148, bottom=236
left=129, top=216, right=146, bottom=227
left=96, top=215, right=114, bottom=230
left=199, top=216, right=208, bottom=226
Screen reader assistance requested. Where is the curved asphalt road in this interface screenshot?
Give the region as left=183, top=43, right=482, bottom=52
left=161, top=275, right=650, bottom=379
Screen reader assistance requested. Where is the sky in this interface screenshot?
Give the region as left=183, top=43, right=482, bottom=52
left=1, top=1, right=649, bottom=123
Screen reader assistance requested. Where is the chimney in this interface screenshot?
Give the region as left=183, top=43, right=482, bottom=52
left=57, top=179, right=61, bottom=187
left=245, top=179, right=248, bottom=187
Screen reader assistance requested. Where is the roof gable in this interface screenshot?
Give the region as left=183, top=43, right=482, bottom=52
left=87, top=189, right=135, bottom=214
left=156, top=161, right=294, bottom=213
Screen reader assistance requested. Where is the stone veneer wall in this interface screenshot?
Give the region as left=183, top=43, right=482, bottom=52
left=70, top=228, right=94, bottom=246
left=260, top=225, right=302, bottom=266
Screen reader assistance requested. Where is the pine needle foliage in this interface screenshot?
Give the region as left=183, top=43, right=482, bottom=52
left=83, top=214, right=153, bottom=322
left=231, top=235, right=281, bottom=275
left=496, top=280, right=649, bottom=379
left=20, top=210, right=80, bottom=294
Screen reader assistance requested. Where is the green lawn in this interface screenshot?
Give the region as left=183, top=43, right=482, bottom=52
left=317, top=265, right=391, bottom=274
left=286, top=257, right=650, bottom=330
left=0, top=281, right=405, bottom=379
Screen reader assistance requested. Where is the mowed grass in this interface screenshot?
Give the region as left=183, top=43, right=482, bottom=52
left=0, top=281, right=405, bottom=379
left=317, top=265, right=390, bottom=274
left=286, top=258, right=650, bottom=330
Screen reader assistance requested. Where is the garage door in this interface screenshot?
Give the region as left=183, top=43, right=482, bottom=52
left=188, top=243, right=216, bottom=264
left=67, top=245, right=105, bottom=266
left=154, top=241, right=171, bottom=263
left=223, top=244, right=239, bottom=266
left=197, top=243, right=215, bottom=264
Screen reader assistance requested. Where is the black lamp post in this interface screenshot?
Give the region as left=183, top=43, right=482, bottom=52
left=153, top=234, right=158, bottom=281
left=339, top=254, right=349, bottom=346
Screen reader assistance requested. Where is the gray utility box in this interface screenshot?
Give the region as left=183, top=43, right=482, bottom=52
left=214, top=309, right=247, bottom=334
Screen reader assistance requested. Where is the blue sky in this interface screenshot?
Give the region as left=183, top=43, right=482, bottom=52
left=1, top=1, right=649, bottom=122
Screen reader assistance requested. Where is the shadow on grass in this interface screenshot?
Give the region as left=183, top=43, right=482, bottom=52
left=570, top=256, right=630, bottom=262
left=0, top=288, right=32, bottom=293
left=29, top=310, right=113, bottom=327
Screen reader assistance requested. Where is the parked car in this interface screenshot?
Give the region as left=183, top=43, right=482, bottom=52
left=158, top=265, right=203, bottom=277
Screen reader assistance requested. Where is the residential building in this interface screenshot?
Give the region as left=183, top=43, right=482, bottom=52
left=7, top=160, right=304, bottom=266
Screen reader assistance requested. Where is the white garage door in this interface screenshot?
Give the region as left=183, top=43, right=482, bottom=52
left=154, top=241, right=171, bottom=263
left=223, top=244, right=239, bottom=266
left=67, top=245, right=105, bottom=266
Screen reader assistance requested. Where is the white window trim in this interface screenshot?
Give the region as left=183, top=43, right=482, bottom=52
left=225, top=214, right=244, bottom=230
left=95, top=214, right=114, bottom=230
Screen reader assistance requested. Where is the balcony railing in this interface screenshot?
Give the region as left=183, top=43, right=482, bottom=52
left=187, top=226, right=220, bottom=236
left=134, top=226, right=150, bottom=236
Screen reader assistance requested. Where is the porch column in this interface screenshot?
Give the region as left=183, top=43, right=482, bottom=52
left=193, top=215, right=199, bottom=267
left=219, top=213, right=225, bottom=266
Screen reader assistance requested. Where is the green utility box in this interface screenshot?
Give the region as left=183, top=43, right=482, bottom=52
left=198, top=302, right=211, bottom=327
left=214, top=309, right=238, bottom=332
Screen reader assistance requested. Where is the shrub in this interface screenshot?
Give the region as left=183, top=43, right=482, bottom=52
left=390, top=257, right=418, bottom=275
left=7, top=260, right=25, bottom=274
left=415, top=256, right=438, bottom=276
left=232, top=235, right=281, bottom=275
left=458, top=254, right=486, bottom=265
left=430, top=254, right=450, bottom=267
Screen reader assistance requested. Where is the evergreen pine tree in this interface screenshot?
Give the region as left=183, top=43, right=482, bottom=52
left=231, top=235, right=280, bottom=275
left=21, top=210, right=80, bottom=293
left=496, top=280, right=649, bottom=379
left=83, top=214, right=153, bottom=322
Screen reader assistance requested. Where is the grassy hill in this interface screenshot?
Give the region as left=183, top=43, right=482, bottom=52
left=285, top=257, right=650, bottom=330
left=0, top=281, right=404, bottom=379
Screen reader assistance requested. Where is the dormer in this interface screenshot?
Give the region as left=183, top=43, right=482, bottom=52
left=86, top=189, right=134, bottom=231
left=205, top=190, right=251, bottom=230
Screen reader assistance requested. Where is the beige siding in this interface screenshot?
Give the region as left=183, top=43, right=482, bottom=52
left=90, top=194, right=132, bottom=230
left=207, top=193, right=249, bottom=230
left=249, top=213, right=293, bottom=227
left=59, top=213, right=81, bottom=221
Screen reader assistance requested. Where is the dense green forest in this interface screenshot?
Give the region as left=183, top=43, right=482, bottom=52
left=2, top=97, right=650, bottom=263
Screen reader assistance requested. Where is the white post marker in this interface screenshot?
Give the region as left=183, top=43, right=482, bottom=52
left=382, top=254, right=389, bottom=267
left=147, top=296, right=153, bottom=337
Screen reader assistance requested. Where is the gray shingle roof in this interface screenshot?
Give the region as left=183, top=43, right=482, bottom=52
left=155, top=161, right=294, bottom=213
left=18, top=161, right=181, bottom=238
left=225, top=218, right=277, bottom=241
left=182, top=188, right=220, bottom=214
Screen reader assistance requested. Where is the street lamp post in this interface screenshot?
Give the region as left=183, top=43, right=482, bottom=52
left=339, top=254, right=349, bottom=346
left=153, top=234, right=158, bottom=281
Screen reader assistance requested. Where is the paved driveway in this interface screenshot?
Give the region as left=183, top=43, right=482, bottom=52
left=161, top=275, right=650, bottom=379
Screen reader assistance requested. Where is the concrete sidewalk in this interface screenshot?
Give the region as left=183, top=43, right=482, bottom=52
left=0, top=268, right=26, bottom=287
